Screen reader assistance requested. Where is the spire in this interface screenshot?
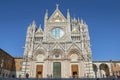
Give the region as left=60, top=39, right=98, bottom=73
left=45, top=9, right=48, bottom=19
left=67, top=9, right=70, bottom=19
left=46, top=9, right=48, bottom=15
left=36, top=24, right=43, bottom=35
left=81, top=19, right=84, bottom=24
left=31, top=20, right=36, bottom=28
left=78, top=17, right=80, bottom=22
left=73, top=17, right=77, bottom=23
left=67, top=9, right=69, bottom=13
left=84, top=21, right=86, bottom=25
left=39, top=24, right=42, bottom=29
left=38, top=24, right=43, bottom=31
left=56, top=4, right=59, bottom=10
left=32, top=20, right=35, bottom=25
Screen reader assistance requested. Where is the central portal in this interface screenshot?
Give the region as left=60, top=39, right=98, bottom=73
left=53, top=62, right=61, bottom=78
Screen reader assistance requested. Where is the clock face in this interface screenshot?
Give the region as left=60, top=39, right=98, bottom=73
left=51, top=28, right=64, bottom=39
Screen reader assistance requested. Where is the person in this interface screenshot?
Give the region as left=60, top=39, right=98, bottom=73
left=96, top=78, right=99, bottom=80
left=12, top=75, right=15, bottom=78
left=26, top=73, right=29, bottom=78
left=19, top=74, right=21, bottom=78
left=73, top=74, right=77, bottom=80
left=46, top=74, right=49, bottom=78
left=19, top=74, right=21, bottom=79
left=50, top=74, right=52, bottom=78
left=73, top=74, right=75, bottom=78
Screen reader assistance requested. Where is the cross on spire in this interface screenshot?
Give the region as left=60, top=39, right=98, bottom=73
left=56, top=4, right=59, bottom=9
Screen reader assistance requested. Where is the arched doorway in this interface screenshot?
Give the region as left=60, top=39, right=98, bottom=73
left=68, top=48, right=81, bottom=78
left=36, top=65, right=43, bottom=78
left=99, top=64, right=110, bottom=78
left=71, top=64, right=79, bottom=78
left=93, top=64, right=97, bottom=78
left=34, top=49, right=45, bottom=78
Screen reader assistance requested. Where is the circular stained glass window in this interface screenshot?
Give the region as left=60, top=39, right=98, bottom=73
left=51, top=28, right=64, bottom=39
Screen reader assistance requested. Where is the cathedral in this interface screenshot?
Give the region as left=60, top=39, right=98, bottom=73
left=21, top=5, right=94, bottom=78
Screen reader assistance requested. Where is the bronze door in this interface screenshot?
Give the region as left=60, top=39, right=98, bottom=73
left=36, top=65, right=43, bottom=78
left=53, top=62, right=61, bottom=78
left=71, top=65, right=79, bottom=78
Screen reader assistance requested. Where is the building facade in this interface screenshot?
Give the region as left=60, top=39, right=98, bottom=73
left=0, top=49, right=120, bottom=78
left=112, top=61, right=120, bottom=77
left=0, top=49, right=23, bottom=78
left=0, top=49, right=15, bottom=78
left=93, top=61, right=120, bottom=78
left=14, top=57, right=23, bottom=78
left=21, top=5, right=94, bottom=78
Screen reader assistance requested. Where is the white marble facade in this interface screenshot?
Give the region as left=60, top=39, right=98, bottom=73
left=21, top=5, right=94, bottom=78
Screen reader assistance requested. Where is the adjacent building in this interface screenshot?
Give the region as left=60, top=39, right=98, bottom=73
left=0, top=49, right=22, bottom=78
left=111, top=61, right=120, bottom=77
left=93, top=61, right=120, bottom=78
left=0, top=49, right=15, bottom=78
left=14, top=57, right=23, bottom=78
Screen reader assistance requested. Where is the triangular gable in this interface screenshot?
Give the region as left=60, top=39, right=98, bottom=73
left=67, top=42, right=81, bottom=52
left=34, top=43, right=46, bottom=51
left=51, top=42, right=64, bottom=51
left=35, top=25, right=43, bottom=35
left=48, top=8, right=66, bottom=22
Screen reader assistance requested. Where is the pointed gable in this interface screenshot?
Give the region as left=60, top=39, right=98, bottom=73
left=36, top=28, right=43, bottom=35
left=48, top=4, right=66, bottom=22
left=67, top=42, right=81, bottom=52
left=34, top=43, right=46, bottom=51
left=35, top=25, right=43, bottom=35
left=51, top=42, right=63, bottom=50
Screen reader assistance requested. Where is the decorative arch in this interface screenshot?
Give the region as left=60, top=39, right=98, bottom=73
left=68, top=49, right=81, bottom=61
left=93, top=64, right=98, bottom=78
left=33, top=49, right=45, bottom=61
left=50, top=49, right=64, bottom=59
left=99, top=63, right=110, bottom=78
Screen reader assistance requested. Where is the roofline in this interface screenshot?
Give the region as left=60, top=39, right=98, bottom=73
left=0, top=48, right=14, bottom=58
left=14, top=57, right=23, bottom=59
left=0, top=48, right=23, bottom=59
left=93, top=60, right=120, bottom=63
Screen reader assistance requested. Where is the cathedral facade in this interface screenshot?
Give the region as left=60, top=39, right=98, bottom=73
left=21, top=5, right=94, bottom=78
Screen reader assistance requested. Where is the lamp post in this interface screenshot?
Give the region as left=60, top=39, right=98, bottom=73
left=0, top=59, right=4, bottom=78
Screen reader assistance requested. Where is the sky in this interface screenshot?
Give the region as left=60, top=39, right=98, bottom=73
left=0, top=0, right=120, bottom=61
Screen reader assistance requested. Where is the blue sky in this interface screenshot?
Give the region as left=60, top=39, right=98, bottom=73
left=0, top=0, right=120, bottom=61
